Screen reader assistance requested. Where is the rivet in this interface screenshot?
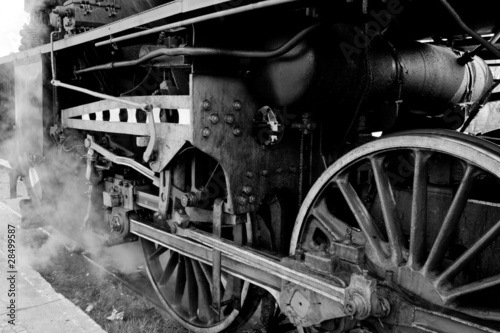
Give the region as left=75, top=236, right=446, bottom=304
left=225, top=114, right=235, bottom=124
left=232, top=127, right=242, bottom=137
left=202, top=128, right=211, bottom=137
left=245, top=171, right=254, bottom=178
left=210, top=114, right=219, bottom=124
left=233, top=100, right=242, bottom=111
left=261, top=169, right=269, bottom=177
left=249, top=195, right=257, bottom=204
left=202, top=100, right=211, bottom=111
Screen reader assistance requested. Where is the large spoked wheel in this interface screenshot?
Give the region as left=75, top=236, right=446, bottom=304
left=291, top=130, right=500, bottom=330
left=141, top=224, right=261, bottom=333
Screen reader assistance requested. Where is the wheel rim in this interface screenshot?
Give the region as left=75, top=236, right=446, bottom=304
left=141, top=224, right=257, bottom=332
left=291, top=130, right=500, bottom=323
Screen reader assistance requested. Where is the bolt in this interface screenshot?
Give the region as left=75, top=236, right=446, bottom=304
left=233, top=100, right=242, bottom=111
left=202, top=100, right=211, bottom=111
left=210, top=114, right=219, bottom=124
left=261, top=169, right=269, bottom=177
left=232, top=127, right=242, bottom=137
left=181, top=193, right=196, bottom=207
left=202, top=128, right=211, bottom=137
left=110, top=215, right=122, bottom=232
left=249, top=195, right=257, bottom=204
left=225, top=114, right=235, bottom=124
left=294, top=247, right=304, bottom=260
left=242, top=185, right=253, bottom=194
left=84, top=138, right=91, bottom=148
left=245, top=171, right=254, bottom=178
left=237, top=195, right=248, bottom=205
left=345, top=301, right=356, bottom=316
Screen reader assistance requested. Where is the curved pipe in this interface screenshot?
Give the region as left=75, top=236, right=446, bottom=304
left=438, top=0, right=500, bottom=59
left=75, top=23, right=322, bottom=75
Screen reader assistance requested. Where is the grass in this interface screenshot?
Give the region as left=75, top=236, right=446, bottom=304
left=21, top=228, right=187, bottom=333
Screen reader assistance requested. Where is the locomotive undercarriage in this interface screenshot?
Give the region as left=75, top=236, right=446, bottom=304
left=6, top=0, right=500, bottom=332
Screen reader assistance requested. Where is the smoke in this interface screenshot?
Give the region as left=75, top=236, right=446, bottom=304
left=0, top=55, right=145, bottom=280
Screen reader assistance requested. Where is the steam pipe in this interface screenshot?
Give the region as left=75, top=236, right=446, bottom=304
left=470, top=30, right=500, bottom=57
left=437, top=0, right=500, bottom=59
left=95, top=0, right=301, bottom=48
left=76, top=23, right=321, bottom=75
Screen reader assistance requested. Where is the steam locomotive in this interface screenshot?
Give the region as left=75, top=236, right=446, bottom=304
left=2, top=0, right=500, bottom=332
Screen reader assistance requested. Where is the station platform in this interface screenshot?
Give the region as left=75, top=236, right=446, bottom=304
left=0, top=161, right=106, bottom=333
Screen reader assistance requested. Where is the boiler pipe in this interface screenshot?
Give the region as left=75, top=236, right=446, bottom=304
left=77, top=23, right=321, bottom=74
left=95, top=0, right=302, bottom=48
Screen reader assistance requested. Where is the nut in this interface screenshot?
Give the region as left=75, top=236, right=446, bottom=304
left=210, top=114, right=219, bottom=124
left=232, top=127, right=242, bottom=137
left=242, top=185, right=253, bottom=194
left=233, top=100, right=242, bottom=111
left=237, top=195, right=248, bottom=205
left=202, top=128, right=211, bottom=137
left=202, top=100, right=211, bottom=110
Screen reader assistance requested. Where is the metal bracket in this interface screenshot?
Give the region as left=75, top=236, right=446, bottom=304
left=142, top=104, right=157, bottom=163
left=85, top=135, right=159, bottom=187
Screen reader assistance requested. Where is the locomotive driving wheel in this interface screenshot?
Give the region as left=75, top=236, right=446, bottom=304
left=291, top=130, right=500, bottom=332
left=141, top=219, right=261, bottom=333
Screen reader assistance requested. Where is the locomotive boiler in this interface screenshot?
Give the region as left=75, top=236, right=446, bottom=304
left=2, top=0, right=500, bottom=332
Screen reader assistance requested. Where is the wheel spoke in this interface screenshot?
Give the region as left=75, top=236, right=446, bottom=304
left=185, top=258, right=199, bottom=320
left=192, top=260, right=214, bottom=322
left=149, top=246, right=168, bottom=261
left=159, top=251, right=179, bottom=286
left=408, top=150, right=430, bottom=269
left=423, top=164, right=477, bottom=275
left=200, top=263, right=214, bottom=293
left=311, top=198, right=363, bottom=242
left=443, top=273, right=500, bottom=302
left=371, top=156, right=405, bottom=265
left=336, top=175, right=388, bottom=262
left=436, top=219, right=500, bottom=286
left=174, top=256, right=186, bottom=305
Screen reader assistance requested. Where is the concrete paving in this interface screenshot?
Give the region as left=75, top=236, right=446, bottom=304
left=0, top=162, right=107, bottom=333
